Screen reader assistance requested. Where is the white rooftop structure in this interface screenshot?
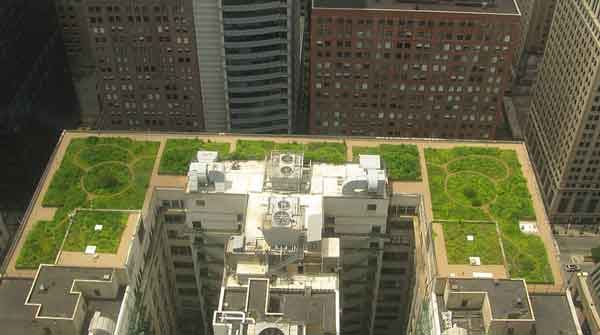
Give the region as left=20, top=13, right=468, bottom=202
left=310, top=159, right=386, bottom=197
left=187, top=151, right=265, bottom=194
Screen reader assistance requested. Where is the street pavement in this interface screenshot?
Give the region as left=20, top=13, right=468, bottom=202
left=556, top=236, right=600, bottom=287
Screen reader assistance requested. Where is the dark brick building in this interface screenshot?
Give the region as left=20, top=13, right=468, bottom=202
left=54, top=0, right=204, bottom=130
left=309, top=0, right=520, bottom=139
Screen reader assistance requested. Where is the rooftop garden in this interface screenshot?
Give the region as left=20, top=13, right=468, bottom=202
left=425, top=147, right=553, bottom=283
left=442, top=221, right=503, bottom=265
left=159, top=139, right=231, bottom=175
left=16, top=137, right=159, bottom=269
left=159, top=139, right=348, bottom=175
left=230, top=140, right=347, bottom=164
left=352, top=144, right=421, bottom=181
left=63, top=211, right=129, bottom=253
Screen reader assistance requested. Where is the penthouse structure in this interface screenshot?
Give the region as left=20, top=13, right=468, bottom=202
left=308, top=0, right=521, bottom=139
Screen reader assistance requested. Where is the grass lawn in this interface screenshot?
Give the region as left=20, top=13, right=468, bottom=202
left=83, top=162, right=131, bottom=195
left=16, top=137, right=159, bottom=269
left=425, top=147, right=553, bottom=283
left=230, top=140, right=347, bottom=164
left=63, top=211, right=129, bottom=253
left=442, top=222, right=503, bottom=265
left=353, top=144, right=421, bottom=181
left=159, top=139, right=231, bottom=175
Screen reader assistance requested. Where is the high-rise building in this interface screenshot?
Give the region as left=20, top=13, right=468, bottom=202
left=525, top=0, right=556, bottom=54
left=525, top=0, right=600, bottom=225
left=513, top=0, right=536, bottom=69
left=55, top=0, right=206, bottom=130
left=56, top=0, right=301, bottom=133
left=308, top=0, right=520, bottom=139
left=1, top=0, right=79, bottom=132
left=193, top=0, right=302, bottom=134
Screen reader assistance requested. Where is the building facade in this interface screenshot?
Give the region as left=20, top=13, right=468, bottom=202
left=55, top=0, right=206, bottom=130
left=526, top=0, right=600, bottom=225
left=55, top=0, right=301, bottom=133
left=513, top=0, right=536, bottom=70
left=308, top=0, right=520, bottom=139
left=525, top=0, right=556, bottom=54
left=0, top=0, right=79, bottom=133
left=193, top=0, right=301, bottom=133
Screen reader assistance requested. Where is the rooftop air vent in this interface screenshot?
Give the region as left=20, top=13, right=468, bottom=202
left=272, top=211, right=292, bottom=227
left=258, top=328, right=285, bottom=335
left=281, top=154, right=294, bottom=163
left=280, top=166, right=294, bottom=176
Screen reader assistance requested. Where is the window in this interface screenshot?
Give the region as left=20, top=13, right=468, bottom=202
left=164, top=214, right=185, bottom=224
left=367, top=204, right=377, bottom=211
left=178, top=288, right=198, bottom=296
left=369, top=242, right=379, bottom=249
left=196, top=199, right=205, bottom=207
left=192, top=221, right=202, bottom=229
left=137, top=222, right=145, bottom=242
left=371, top=226, right=381, bottom=233
left=173, top=261, right=194, bottom=268
left=175, top=274, right=196, bottom=283
left=171, top=246, right=192, bottom=256
left=94, top=289, right=101, bottom=297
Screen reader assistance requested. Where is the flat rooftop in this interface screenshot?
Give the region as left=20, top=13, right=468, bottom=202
left=222, top=278, right=337, bottom=334
left=26, top=265, right=116, bottom=318
left=0, top=278, right=41, bottom=334
left=313, top=0, right=519, bottom=15
left=1, top=131, right=560, bottom=294
left=446, top=278, right=532, bottom=319
left=530, top=294, right=579, bottom=335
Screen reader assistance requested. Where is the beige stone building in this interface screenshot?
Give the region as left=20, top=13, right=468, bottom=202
left=526, top=0, right=556, bottom=54
left=526, top=0, right=600, bottom=225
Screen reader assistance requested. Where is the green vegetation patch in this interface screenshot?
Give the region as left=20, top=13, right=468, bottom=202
left=83, top=162, right=131, bottom=195
left=302, top=142, right=347, bottom=164
left=447, top=173, right=496, bottom=207
left=159, top=139, right=231, bottom=175
left=229, top=140, right=347, bottom=164
left=16, top=136, right=159, bottom=269
left=78, top=145, right=131, bottom=168
left=353, top=144, right=421, bottom=181
left=231, top=140, right=276, bottom=160
left=16, top=220, right=67, bottom=267
left=63, top=211, right=129, bottom=253
left=425, top=147, right=553, bottom=283
left=447, top=156, right=508, bottom=179
left=442, top=222, right=503, bottom=265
